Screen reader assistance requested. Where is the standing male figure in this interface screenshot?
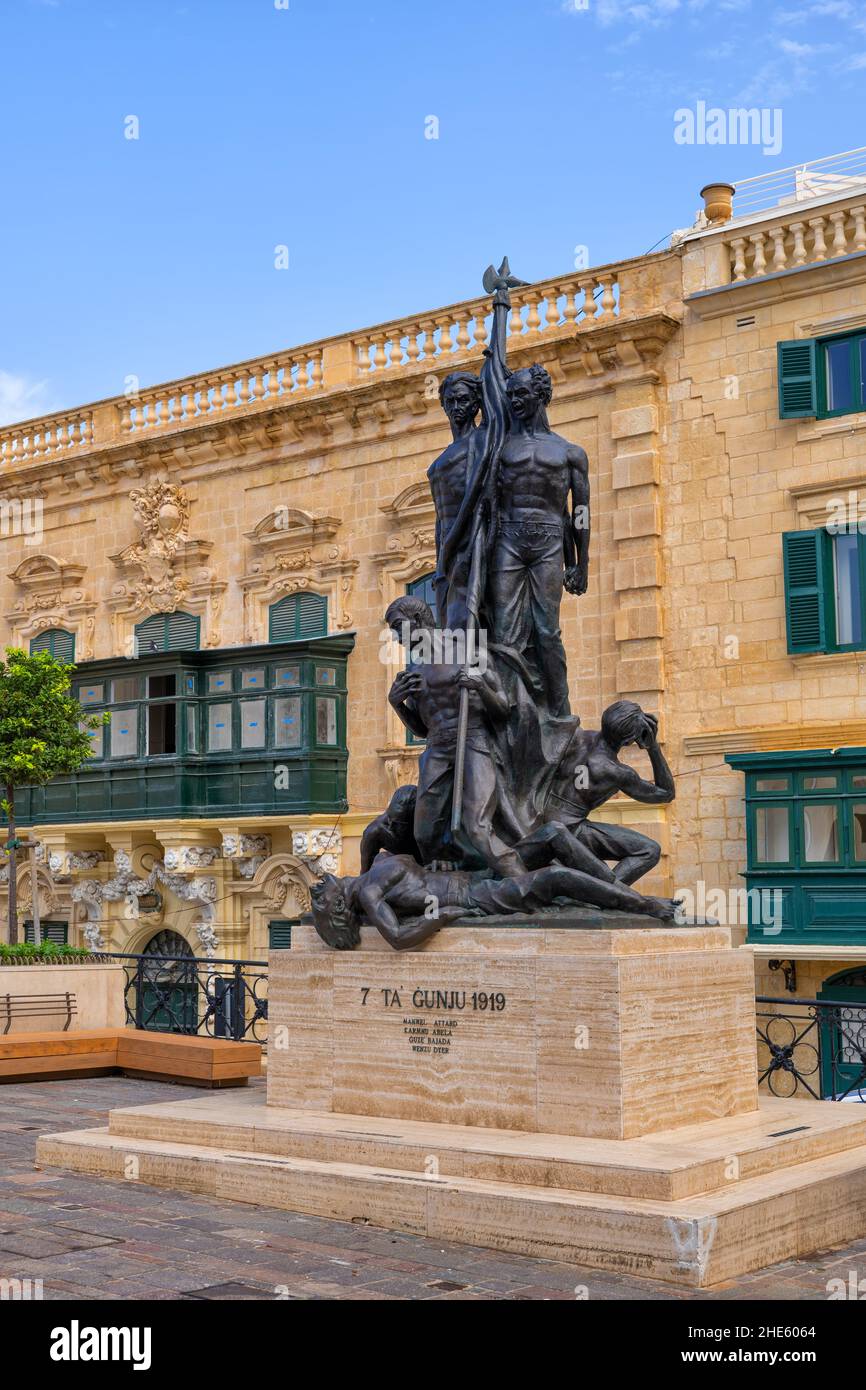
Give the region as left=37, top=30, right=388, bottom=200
left=489, top=363, right=590, bottom=718
left=385, top=595, right=524, bottom=876
left=427, top=372, right=483, bottom=630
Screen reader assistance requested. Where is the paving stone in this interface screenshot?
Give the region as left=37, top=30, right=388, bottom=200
left=4, top=1075, right=866, bottom=1301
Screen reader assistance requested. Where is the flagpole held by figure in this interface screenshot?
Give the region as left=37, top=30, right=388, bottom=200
left=450, top=257, right=525, bottom=836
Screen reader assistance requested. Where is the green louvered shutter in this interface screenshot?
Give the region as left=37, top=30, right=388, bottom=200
left=30, top=629, right=75, bottom=661
left=166, top=611, right=200, bottom=649
left=778, top=339, right=818, bottom=418
left=135, top=611, right=200, bottom=652
left=24, top=920, right=68, bottom=945
left=269, top=593, right=328, bottom=641
left=783, top=530, right=831, bottom=653
left=268, top=920, right=297, bottom=949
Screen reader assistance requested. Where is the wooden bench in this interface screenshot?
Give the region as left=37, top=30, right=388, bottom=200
left=0, top=1028, right=261, bottom=1087
left=1, top=992, right=77, bottom=1034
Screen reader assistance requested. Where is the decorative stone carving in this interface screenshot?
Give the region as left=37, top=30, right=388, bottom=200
left=6, top=553, right=97, bottom=658
left=164, top=845, right=221, bottom=871
left=107, top=475, right=226, bottom=651
left=230, top=852, right=321, bottom=921
left=82, top=922, right=106, bottom=952
left=66, top=851, right=105, bottom=872
left=239, top=508, right=357, bottom=640
left=72, top=861, right=220, bottom=955
left=292, top=828, right=343, bottom=877
left=222, top=833, right=271, bottom=860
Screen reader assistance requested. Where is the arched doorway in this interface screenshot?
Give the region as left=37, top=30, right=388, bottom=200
left=137, top=929, right=197, bottom=1034
left=818, top=967, right=866, bottom=1100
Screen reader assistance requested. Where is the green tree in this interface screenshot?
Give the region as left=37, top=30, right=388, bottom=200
left=0, top=648, right=107, bottom=944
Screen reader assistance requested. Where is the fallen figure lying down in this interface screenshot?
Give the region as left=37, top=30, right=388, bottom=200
left=309, top=852, right=682, bottom=951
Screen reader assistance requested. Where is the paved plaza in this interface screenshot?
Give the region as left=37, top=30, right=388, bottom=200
left=0, top=1076, right=862, bottom=1302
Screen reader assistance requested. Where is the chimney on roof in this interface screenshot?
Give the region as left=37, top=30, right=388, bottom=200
left=700, top=182, right=736, bottom=224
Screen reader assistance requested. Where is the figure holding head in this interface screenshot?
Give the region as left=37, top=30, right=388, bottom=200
left=516, top=700, right=674, bottom=888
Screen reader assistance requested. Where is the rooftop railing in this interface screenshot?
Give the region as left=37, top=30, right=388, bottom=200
left=732, top=146, right=866, bottom=219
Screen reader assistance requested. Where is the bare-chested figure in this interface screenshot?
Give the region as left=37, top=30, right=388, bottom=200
left=309, top=853, right=681, bottom=951
left=427, top=372, right=482, bottom=630
left=518, top=701, right=675, bottom=887
left=490, top=364, right=590, bottom=717
left=385, top=595, right=523, bottom=876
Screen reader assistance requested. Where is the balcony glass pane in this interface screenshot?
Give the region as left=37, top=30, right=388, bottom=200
left=241, top=668, right=265, bottom=690
left=803, top=803, right=839, bottom=862
left=834, top=533, right=862, bottom=646
left=186, top=705, right=198, bottom=753
left=80, top=720, right=102, bottom=758
left=803, top=774, right=838, bottom=791
left=755, top=777, right=789, bottom=792
left=754, top=806, right=788, bottom=862
left=316, top=666, right=337, bottom=686
left=207, top=671, right=231, bottom=693
left=112, top=677, right=139, bottom=702
left=853, top=804, right=866, bottom=862
left=109, top=707, right=138, bottom=758
left=316, top=696, right=337, bottom=745
left=826, top=340, right=854, bottom=411
left=241, top=699, right=266, bottom=749
left=208, top=702, right=233, bottom=751
left=275, top=665, right=300, bottom=687
left=274, top=696, right=301, bottom=748
left=79, top=683, right=103, bottom=705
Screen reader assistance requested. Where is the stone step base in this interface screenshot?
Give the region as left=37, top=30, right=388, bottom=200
left=35, top=1093, right=866, bottom=1288
left=103, top=1090, right=866, bottom=1201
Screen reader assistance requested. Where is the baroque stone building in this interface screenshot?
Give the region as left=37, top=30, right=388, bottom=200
left=3, top=159, right=866, bottom=1060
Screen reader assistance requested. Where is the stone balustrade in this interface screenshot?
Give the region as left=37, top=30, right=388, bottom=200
left=726, top=201, right=866, bottom=283
left=0, top=265, right=626, bottom=469
left=0, top=409, right=94, bottom=468
left=351, top=271, right=619, bottom=377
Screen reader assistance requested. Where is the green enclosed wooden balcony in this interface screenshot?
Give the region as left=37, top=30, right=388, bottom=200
left=15, top=635, right=354, bottom=825
left=726, top=747, right=866, bottom=947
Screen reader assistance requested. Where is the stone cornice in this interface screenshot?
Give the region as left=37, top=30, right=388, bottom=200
left=0, top=311, right=681, bottom=499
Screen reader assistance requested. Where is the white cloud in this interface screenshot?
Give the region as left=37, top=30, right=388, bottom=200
left=0, top=372, right=56, bottom=427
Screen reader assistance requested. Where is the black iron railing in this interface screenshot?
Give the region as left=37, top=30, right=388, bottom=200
left=98, top=952, right=268, bottom=1045
left=756, top=995, right=866, bottom=1102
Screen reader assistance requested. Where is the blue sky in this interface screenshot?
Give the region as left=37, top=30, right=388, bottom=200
left=0, top=0, right=862, bottom=421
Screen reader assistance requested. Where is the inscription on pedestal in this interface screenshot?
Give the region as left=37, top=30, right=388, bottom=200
left=360, top=986, right=508, bottom=1058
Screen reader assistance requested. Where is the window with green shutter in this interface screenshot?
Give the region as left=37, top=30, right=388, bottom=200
left=783, top=528, right=866, bottom=654
left=134, top=611, right=200, bottom=653
left=269, top=593, right=328, bottom=641
left=783, top=530, right=832, bottom=653
left=24, top=920, right=68, bottom=945
left=778, top=332, right=866, bottom=421
left=778, top=340, right=818, bottom=418
left=268, top=920, right=297, bottom=949
left=30, top=629, right=75, bottom=662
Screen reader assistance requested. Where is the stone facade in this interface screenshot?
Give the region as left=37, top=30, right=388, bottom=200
left=2, top=181, right=866, bottom=990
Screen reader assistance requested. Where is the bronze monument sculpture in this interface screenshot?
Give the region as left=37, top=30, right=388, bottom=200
left=311, top=259, right=679, bottom=949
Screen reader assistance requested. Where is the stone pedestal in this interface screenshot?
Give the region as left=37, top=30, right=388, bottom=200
left=267, top=917, right=758, bottom=1140
left=35, top=915, right=866, bottom=1288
